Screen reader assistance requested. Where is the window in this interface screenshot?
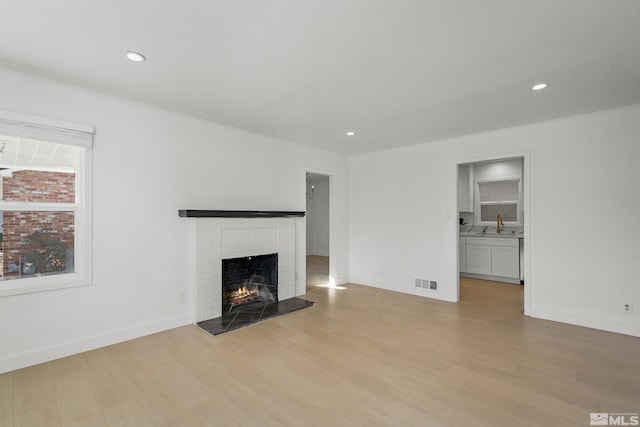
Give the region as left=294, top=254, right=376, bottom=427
left=475, top=178, right=521, bottom=225
left=0, top=111, right=92, bottom=296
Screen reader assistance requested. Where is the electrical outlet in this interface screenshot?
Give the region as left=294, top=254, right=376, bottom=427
left=624, top=303, right=633, bottom=314
left=180, top=291, right=187, bottom=303
left=380, top=269, right=384, bottom=277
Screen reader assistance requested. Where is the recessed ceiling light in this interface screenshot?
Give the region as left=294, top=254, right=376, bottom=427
left=346, top=131, right=356, bottom=136
left=532, top=83, right=548, bottom=91
left=125, top=51, right=146, bottom=62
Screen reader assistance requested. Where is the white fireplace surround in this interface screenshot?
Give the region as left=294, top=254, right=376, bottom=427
left=193, top=217, right=298, bottom=321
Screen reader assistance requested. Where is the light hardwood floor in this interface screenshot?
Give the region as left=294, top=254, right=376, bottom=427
left=1, top=256, right=639, bottom=426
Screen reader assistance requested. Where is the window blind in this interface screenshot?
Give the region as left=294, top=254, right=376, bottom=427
left=0, top=110, right=93, bottom=148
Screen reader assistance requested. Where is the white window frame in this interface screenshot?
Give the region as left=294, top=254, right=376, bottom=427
left=0, top=110, right=93, bottom=297
left=474, top=176, right=523, bottom=226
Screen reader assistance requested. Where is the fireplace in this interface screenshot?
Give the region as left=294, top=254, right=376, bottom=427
left=181, top=213, right=313, bottom=334
left=222, top=253, right=278, bottom=314
left=184, top=214, right=301, bottom=322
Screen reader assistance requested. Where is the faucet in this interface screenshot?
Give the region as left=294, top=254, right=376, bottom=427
left=497, top=213, right=504, bottom=234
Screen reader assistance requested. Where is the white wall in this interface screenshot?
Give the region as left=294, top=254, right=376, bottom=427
left=306, top=182, right=314, bottom=253
left=349, top=105, right=640, bottom=337
left=473, top=157, right=522, bottom=181
left=0, top=69, right=349, bottom=373
left=305, top=179, right=330, bottom=256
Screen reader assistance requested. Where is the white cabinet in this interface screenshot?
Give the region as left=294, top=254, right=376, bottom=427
left=491, top=246, right=520, bottom=278
left=459, top=237, right=467, bottom=273
left=458, top=164, right=472, bottom=212
left=466, top=244, right=492, bottom=275
left=464, top=237, right=520, bottom=280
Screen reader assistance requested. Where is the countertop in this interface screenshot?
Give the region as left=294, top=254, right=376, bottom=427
left=459, top=225, right=524, bottom=239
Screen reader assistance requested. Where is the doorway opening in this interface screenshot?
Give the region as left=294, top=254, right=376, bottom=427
left=305, top=172, right=330, bottom=289
left=457, top=155, right=528, bottom=313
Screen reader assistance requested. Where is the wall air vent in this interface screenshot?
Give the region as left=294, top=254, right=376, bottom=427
left=415, top=278, right=437, bottom=291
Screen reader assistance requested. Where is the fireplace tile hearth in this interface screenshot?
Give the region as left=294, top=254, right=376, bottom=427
left=196, top=297, right=314, bottom=336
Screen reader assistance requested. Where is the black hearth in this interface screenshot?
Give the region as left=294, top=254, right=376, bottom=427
left=222, top=253, right=278, bottom=314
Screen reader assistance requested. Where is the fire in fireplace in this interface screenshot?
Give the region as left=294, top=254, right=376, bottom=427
left=222, top=253, right=278, bottom=314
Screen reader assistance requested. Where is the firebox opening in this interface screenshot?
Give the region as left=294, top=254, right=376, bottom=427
left=222, top=253, right=278, bottom=314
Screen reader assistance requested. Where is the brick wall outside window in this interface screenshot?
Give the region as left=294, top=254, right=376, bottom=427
left=1, top=171, right=75, bottom=277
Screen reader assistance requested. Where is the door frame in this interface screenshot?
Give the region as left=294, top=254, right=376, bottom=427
left=304, top=168, right=338, bottom=288
left=455, top=151, right=531, bottom=316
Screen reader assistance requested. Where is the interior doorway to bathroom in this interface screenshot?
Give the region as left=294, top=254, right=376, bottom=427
left=305, top=172, right=330, bottom=288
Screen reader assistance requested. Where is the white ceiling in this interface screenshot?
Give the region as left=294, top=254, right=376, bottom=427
left=1, top=1, right=639, bottom=155
left=0, top=135, right=79, bottom=171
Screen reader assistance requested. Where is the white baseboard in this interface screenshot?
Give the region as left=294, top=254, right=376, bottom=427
left=306, top=251, right=329, bottom=257
left=529, top=307, right=640, bottom=337
left=349, top=277, right=639, bottom=337
left=333, top=276, right=349, bottom=286
left=348, top=276, right=456, bottom=303
left=0, top=314, right=192, bottom=374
